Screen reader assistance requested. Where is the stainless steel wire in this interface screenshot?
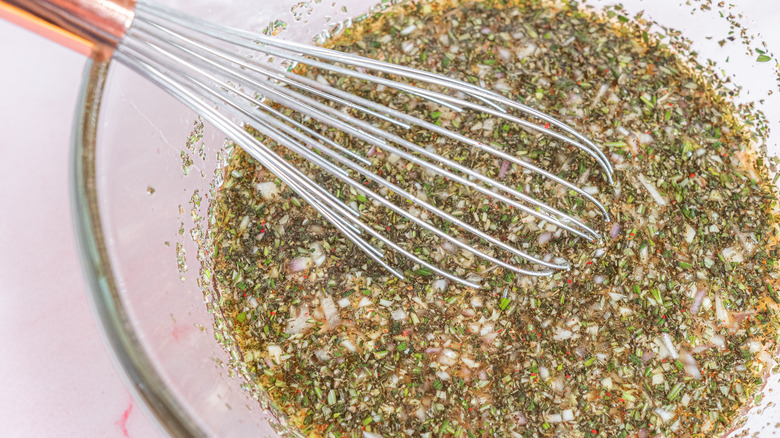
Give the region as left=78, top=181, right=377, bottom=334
left=114, top=0, right=613, bottom=288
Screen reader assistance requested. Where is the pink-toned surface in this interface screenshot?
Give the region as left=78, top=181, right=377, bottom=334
left=0, top=21, right=162, bottom=438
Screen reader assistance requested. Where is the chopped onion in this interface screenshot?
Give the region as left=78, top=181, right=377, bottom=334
left=562, top=409, right=574, bottom=422
left=684, top=223, right=696, bottom=244
left=287, top=257, right=310, bottom=273
left=414, top=405, right=427, bottom=422
left=538, top=367, right=550, bottom=379
left=553, top=328, right=573, bottom=341
left=424, top=348, right=442, bottom=354
left=462, top=357, right=480, bottom=368
left=512, top=411, right=528, bottom=427
left=654, top=408, right=675, bottom=423
left=721, top=246, right=744, bottom=263
left=268, top=345, right=283, bottom=363
left=239, top=215, right=250, bottom=231
left=690, top=289, right=706, bottom=314
left=546, top=413, right=563, bottom=423
left=679, top=350, right=701, bottom=380
left=438, top=349, right=458, bottom=366
left=610, top=223, right=621, bottom=239
left=710, top=334, right=725, bottom=348
left=715, top=294, right=729, bottom=326
left=400, top=24, right=416, bottom=35
left=441, top=240, right=457, bottom=253
left=391, top=309, right=407, bottom=321
left=466, top=273, right=484, bottom=283
left=432, top=279, right=448, bottom=292
left=285, top=304, right=313, bottom=334
left=256, top=181, right=280, bottom=200
left=310, top=242, right=326, bottom=267
left=313, top=349, right=330, bottom=361
left=594, top=275, right=606, bottom=284
left=379, top=299, right=392, bottom=307
left=341, top=339, right=357, bottom=352
left=363, top=431, right=384, bottom=438
left=358, top=297, right=372, bottom=308
left=537, top=231, right=553, bottom=245
left=499, top=160, right=512, bottom=179
left=337, top=298, right=351, bottom=308
left=591, top=83, right=609, bottom=108
left=637, top=174, right=668, bottom=206
left=321, top=295, right=341, bottom=329
left=636, top=131, right=654, bottom=145
left=660, top=333, right=678, bottom=359
left=436, top=370, right=451, bottom=380
left=498, top=48, right=512, bottom=62
left=494, top=79, right=510, bottom=91
left=481, top=331, right=499, bottom=345
left=470, top=296, right=484, bottom=308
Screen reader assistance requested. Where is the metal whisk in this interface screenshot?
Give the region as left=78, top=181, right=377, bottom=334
left=2, top=0, right=612, bottom=288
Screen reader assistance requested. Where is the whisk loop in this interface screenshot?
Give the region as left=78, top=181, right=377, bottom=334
left=114, top=0, right=613, bottom=288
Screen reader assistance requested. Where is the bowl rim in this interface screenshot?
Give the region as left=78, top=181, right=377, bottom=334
left=71, top=58, right=205, bottom=438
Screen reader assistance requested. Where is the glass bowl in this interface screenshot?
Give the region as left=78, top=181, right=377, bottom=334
left=72, top=0, right=780, bottom=436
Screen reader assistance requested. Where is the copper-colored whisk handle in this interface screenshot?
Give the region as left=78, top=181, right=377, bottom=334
left=0, top=0, right=136, bottom=60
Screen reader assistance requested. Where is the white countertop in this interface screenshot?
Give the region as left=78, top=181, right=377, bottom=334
left=0, top=21, right=162, bottom=438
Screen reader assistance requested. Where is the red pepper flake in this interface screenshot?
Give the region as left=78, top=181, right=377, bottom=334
left=591, top=429, right=598, bottom=434
left=544, top=122, right=550, bottom=129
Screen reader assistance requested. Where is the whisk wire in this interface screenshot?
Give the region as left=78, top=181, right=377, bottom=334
left=135, top=1, right=614, bottom=180
left=115, top=0, right=615, bottom=287
left=134, top=17, right=604, bottom=243
left=128, top=30, right=566, bottom=273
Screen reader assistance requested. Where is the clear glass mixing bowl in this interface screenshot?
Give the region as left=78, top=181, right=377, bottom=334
left=72, top=0, right=780, bottom=436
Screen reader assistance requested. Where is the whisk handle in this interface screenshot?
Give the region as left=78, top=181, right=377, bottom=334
left=0, top=0, right=135, bottom=60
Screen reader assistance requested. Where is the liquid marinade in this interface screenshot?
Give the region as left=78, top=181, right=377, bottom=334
left=208, top=1, right=780, bottom=436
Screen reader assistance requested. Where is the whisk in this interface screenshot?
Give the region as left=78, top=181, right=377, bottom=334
left=1, top=0, right=612, bottom=288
